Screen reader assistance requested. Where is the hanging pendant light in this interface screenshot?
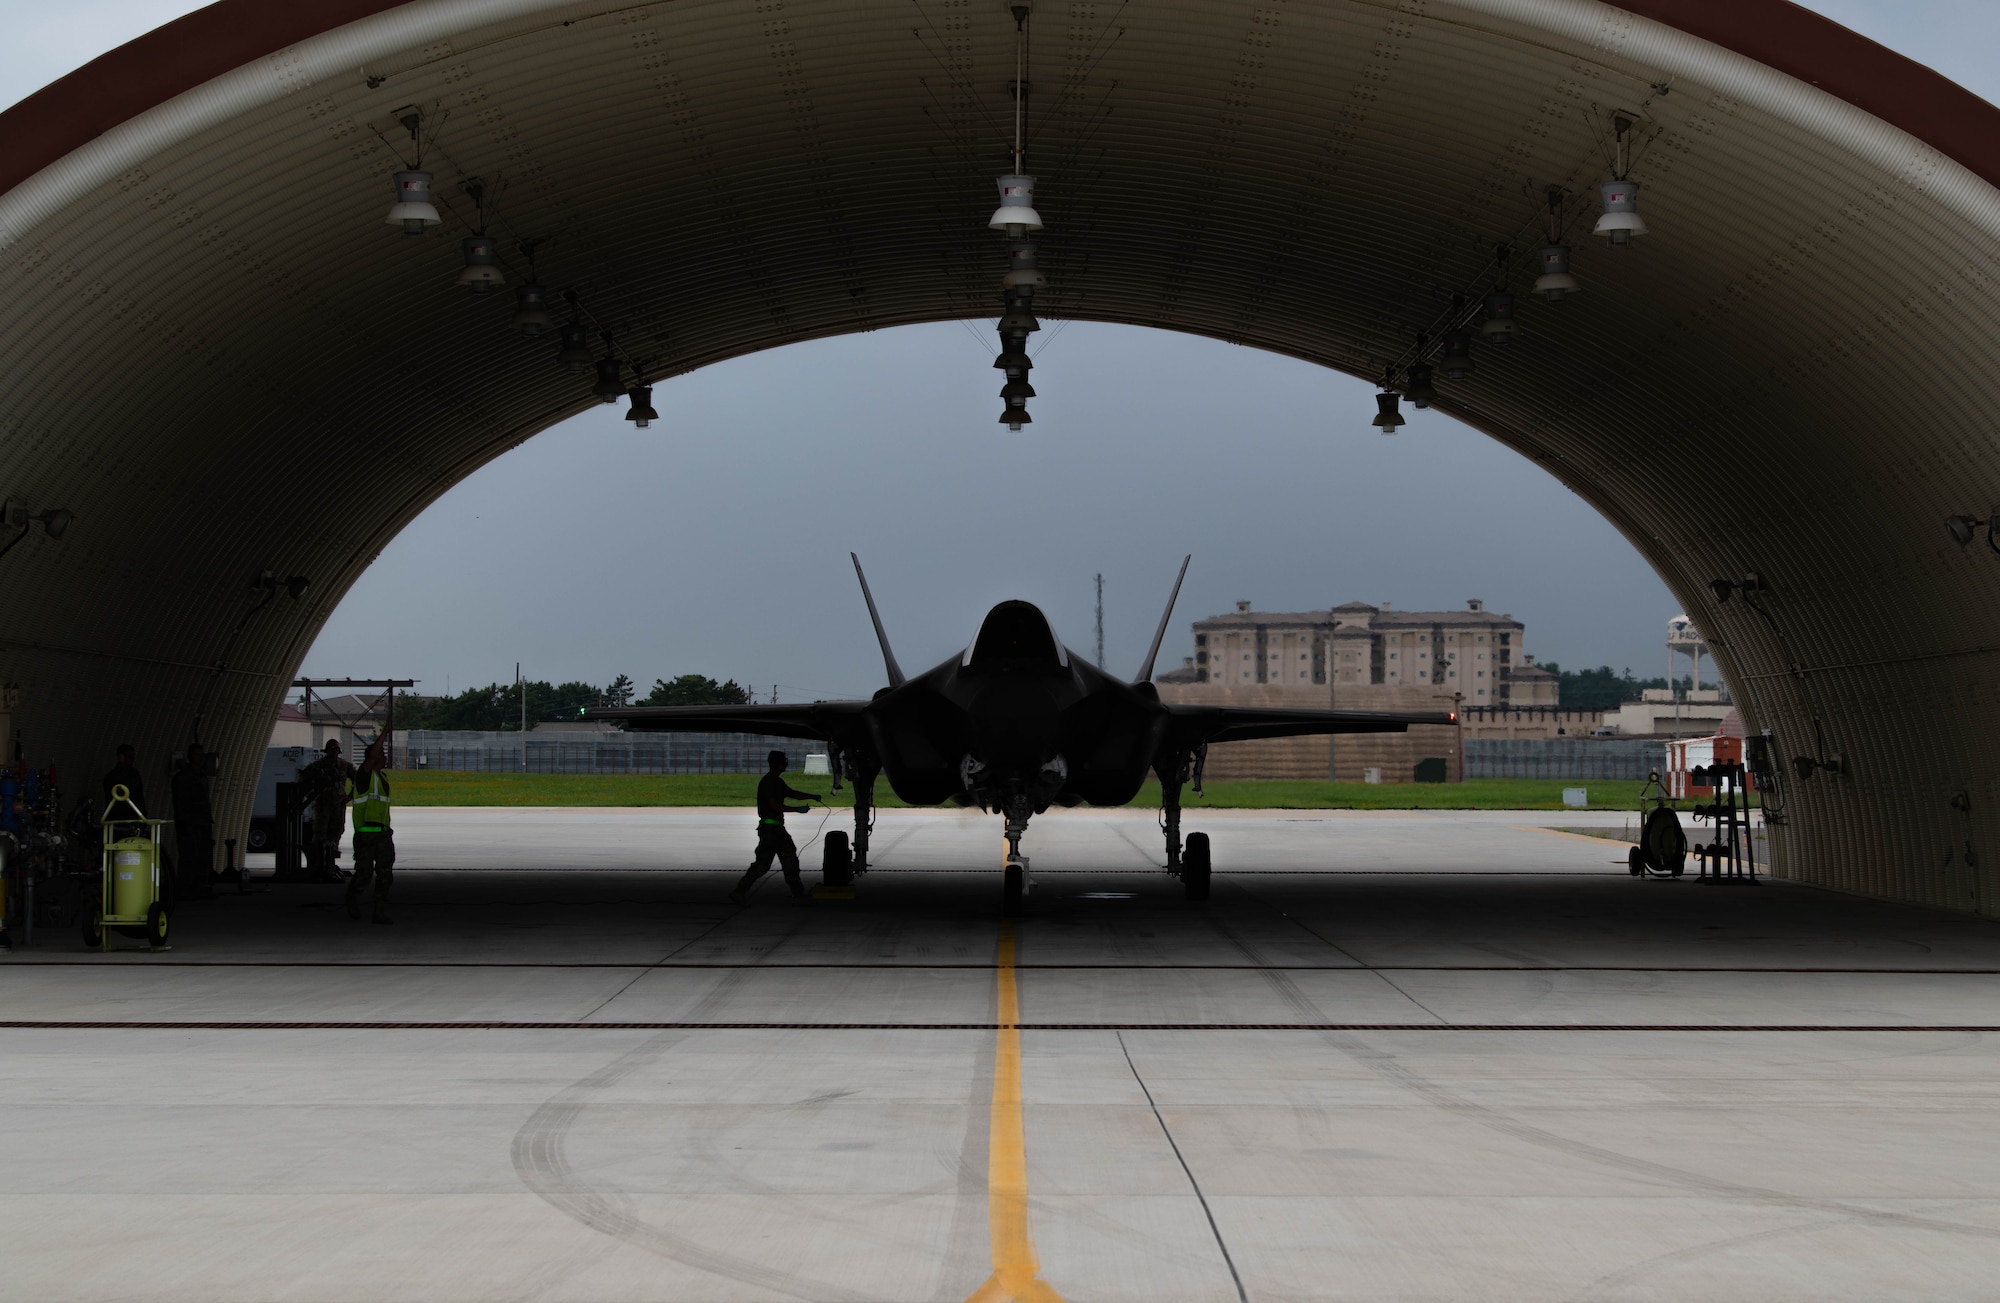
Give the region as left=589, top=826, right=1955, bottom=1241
left=386, top=170, right=441, bottom=235
left=513, top=283, right=554, bottom=336
left=557, top=322, right=594, bottom=372
left=1593, top=116, right=1649, bottom=247
left=1404, top=360, right=1437, bottom=410
left=997, top=305, right=1041, bottom=333
left=625, top=384, right=658, bottom=428
left=1533, top=189, right=1579, bottom=302
left=592, top=356, right=625, bottom=403
left=1480, top=291, right=1517, bottom=344
left=1594, top=179, right=1648, bottom=247
left=1002, top=238, right=1046, bottom=290
left=989, top=175, right=1043, bottom=232
left=1440, top=331, right=1475, bottom=380
left=457, top=235, right=505, bottom=293
left=1535, top=245, right=1579, bottom=302
left=999, top=379, right=1037, bottom=402
left=1371, top=391, right=1405, bottom=434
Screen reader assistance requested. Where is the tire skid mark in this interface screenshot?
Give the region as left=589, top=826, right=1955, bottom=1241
left=1326, top=1029, right=2000, bottom=1245
left=508, top=916, right=881, bottom=1303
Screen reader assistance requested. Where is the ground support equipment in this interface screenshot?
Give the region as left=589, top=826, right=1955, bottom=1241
left=87, top=785, right=171, bottom=951
left=1628, top=770, right=1687, bottom=878
left=1691, top=760, right=1758, bottom=885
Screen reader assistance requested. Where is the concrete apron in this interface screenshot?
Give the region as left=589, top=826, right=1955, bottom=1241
left=5, top=808, right=2000, bottom=1301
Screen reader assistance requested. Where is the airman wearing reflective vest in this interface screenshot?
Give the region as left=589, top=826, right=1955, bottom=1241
left=344, top=738, right=395, bottom=924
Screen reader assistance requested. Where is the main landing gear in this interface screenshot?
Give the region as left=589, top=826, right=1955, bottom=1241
left=817, top=748, right=880, bottom=899
left=1155, top=745, right=1211, bottom=901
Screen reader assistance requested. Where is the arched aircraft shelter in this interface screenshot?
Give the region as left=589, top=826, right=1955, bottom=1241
left=2, top=0, right=1997, bottom=912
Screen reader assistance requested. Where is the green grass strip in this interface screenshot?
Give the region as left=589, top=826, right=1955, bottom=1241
left=385, top=771, right=1656, bottom=811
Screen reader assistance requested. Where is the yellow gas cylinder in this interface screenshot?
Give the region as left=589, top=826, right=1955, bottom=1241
left=107, top=837, right=157, bottom=919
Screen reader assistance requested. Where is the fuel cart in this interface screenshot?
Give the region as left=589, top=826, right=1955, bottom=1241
left=86, top=784, right=170, bottom=952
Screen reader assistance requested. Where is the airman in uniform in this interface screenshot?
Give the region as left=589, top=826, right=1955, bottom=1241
left=344, top=738, right=395, bottom=924
left=299, top=739, right=354, bottom=880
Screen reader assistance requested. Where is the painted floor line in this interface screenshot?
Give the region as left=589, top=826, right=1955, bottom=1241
left=18, top=961, right=1995, bottom=973
left=2, top=1020, right=1996, bottom=1032
left=961, top=921, right=1068, bottom=1303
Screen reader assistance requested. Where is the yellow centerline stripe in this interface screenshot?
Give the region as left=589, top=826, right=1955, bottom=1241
left=962, top=921, right=1068, bottom=1303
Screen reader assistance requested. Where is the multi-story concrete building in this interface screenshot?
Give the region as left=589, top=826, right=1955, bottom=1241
left=1156, top=598, right=1560, bottom=780
left=1174, top=598, right=1542, bottom=704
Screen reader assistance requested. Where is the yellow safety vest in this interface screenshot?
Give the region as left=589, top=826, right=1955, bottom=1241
left=350, top=771, right=391, bottom=833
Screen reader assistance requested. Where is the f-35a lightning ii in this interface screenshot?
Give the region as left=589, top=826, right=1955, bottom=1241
left=587, top=557, right=1454, bottom=911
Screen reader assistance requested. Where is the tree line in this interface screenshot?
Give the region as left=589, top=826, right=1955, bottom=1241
left=389, top=674, right=752, bottom=731
left=1536, top=663, right=1684, bottom=713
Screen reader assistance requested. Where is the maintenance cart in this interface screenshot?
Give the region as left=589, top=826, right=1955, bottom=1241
left=85, top=784, right=170, bottom=951
left=1628, top=769, right=1688, bottom=878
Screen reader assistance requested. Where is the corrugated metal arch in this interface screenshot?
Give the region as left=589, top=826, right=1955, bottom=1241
left=1, top=0, right=1997, bottom=912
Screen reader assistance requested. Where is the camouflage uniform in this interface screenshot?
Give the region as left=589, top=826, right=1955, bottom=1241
left=299, top=752, right=353, bottom=877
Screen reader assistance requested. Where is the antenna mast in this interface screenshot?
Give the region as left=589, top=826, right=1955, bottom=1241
left=1094, top=573, right=1105, bottom=667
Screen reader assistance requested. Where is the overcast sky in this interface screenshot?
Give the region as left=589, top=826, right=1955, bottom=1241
left=8, top=1, right=1990, bottom=701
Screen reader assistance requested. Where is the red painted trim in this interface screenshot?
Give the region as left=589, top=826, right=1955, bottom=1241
left=1612, top=0, right=2000, bottom=180
left=0, top=0, right=407, bottom=196
left=1, top=0, right=1996, bottom=200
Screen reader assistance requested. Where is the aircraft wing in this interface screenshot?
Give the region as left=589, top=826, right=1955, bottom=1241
left=1164, top=704, right=1456, bottom=746
left=583, top=701, right=870, bottom=746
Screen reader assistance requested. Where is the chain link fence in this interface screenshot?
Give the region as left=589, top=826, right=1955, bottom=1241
left=1465, top=738, right=1665, bottom=780
left=396, top=731, right=824, bottom=774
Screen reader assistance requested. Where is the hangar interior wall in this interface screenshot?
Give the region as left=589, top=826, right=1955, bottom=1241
left=2, top=0, right=1998, bottom=911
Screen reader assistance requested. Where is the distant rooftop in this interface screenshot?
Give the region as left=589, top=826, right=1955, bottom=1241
left=1195, top=599, right=1519, bottom=628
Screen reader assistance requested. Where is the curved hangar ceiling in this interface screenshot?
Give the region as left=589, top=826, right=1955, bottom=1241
left=2, top=0, right=1998, bottom=908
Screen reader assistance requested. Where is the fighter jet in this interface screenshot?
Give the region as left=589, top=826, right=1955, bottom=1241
left=588, top=556, right=1454, bottom=910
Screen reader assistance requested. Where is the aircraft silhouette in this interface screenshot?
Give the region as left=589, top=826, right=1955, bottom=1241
left=588, top=556, right=1453, bottom=910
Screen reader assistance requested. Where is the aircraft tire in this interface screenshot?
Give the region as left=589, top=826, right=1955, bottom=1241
left=1183, top=832, right=1211, bottom=901
left=1629, top=845, right=1646, bottom=876
left=822, top=830, right=852, bottom=889
left=1003, top=862, right=1024, bottom=916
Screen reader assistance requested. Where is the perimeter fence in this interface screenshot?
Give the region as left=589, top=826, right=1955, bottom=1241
left=395, top=730, right=824, bottom=774
left=1464, top=738, right=1665, bottom=780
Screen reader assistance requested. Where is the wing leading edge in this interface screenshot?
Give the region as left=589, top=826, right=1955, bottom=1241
left=1165, top=704, right=1456, bottom=747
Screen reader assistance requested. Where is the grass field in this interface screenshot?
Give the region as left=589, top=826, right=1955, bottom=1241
left=385, top=770, right=1652, bottom=811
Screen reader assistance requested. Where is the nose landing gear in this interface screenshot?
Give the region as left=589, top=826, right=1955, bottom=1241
left=1002, top=795, right=1033, bottom=916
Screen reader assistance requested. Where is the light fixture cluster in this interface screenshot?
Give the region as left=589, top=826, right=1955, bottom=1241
left=1947, top=511, right=2000, bottom=555
left=0, top=498, right=73, bottom=562
left=992, top=1, right=1044, bottom=432
left=992, top=182, right=1043, bottom=430
left=1371, top=113, right=1654, bottom=434
left=379, top=113, right=660, bottom=431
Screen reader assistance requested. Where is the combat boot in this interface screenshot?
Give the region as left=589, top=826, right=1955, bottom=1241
left=344, top=894, right=361, bottom=921
left=371, top=904, right=393, bottom=925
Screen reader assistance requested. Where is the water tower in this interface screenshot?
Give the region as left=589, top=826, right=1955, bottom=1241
left=1667, top=615, right=1709, bottom=693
